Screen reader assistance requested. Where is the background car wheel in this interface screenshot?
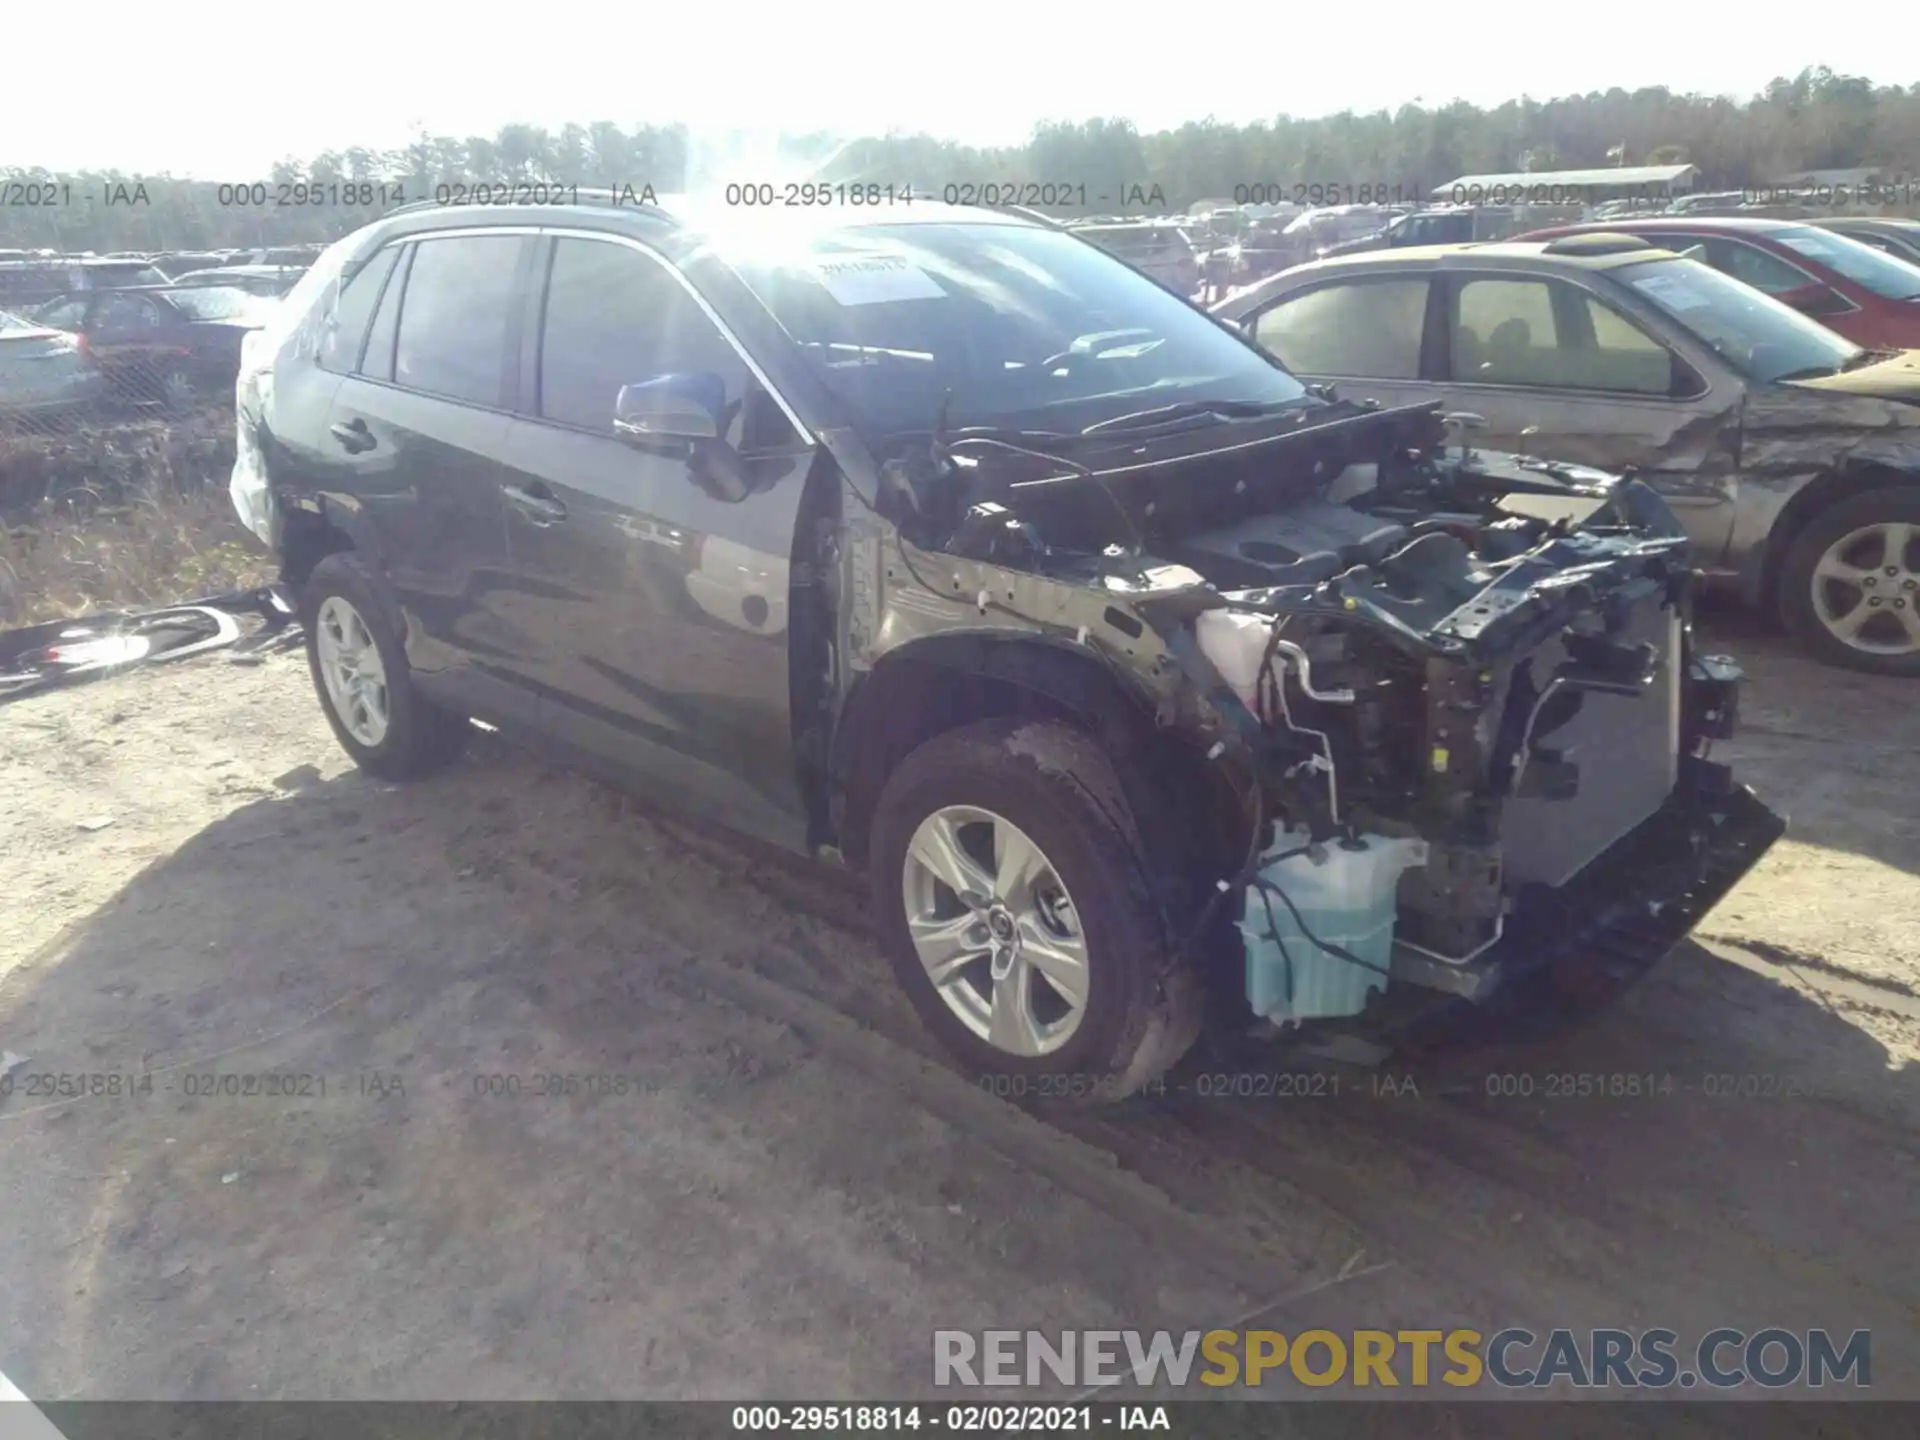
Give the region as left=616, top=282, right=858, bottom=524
left=869, top=717, right=1200, bottom=1102
left=1779, top=486, right=1920, bottom=677
left=160, top=370, right=196, bottom=416
left=302, top=553, right=469, bottom=780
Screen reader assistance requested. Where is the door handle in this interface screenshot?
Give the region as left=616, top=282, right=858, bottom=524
left=502, top=483, right=568, bottom=524
left=328, top=417, right=375, bottom=453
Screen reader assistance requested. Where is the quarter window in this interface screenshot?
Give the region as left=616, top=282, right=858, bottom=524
left=1252, top=279, right=1428, bottom=379
left=317, top=245, right=401, bottom=376
left=391, top=235, right=525, bottom=406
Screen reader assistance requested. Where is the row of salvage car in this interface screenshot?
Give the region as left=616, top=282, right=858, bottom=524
left=0, top=250, right=313, bottom=427
left=1211, top=216, right=1920, bottom=675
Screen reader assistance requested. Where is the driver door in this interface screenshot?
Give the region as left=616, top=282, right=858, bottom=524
left=496, top=234, right=818, bottom=850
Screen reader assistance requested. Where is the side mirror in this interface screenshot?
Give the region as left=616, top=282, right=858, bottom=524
left=614, top=371, right=727, bottom=444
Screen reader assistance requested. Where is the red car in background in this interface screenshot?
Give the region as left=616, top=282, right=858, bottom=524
left=1513, top=216, right=1920, bottom=350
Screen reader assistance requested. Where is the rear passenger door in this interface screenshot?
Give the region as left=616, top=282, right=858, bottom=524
left=1432, top=271, right=1738, bottom=561
left=1243, top=273, right=1438, bottom=410
left=317, top=229, right=542, bottom=724
left=494, top=233, right=818, bottom=850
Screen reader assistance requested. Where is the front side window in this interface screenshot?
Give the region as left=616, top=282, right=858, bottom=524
left=391, top=235, right=525, bottom=406
left=1254, top=279, right=1427, bottom=379
left=727, top=219, right=1310, bottom=442
left=1450, top=276, right=1675, bottom=395
left=535, top=237, right=797, bottom=450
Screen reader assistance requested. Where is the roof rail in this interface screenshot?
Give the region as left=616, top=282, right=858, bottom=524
left=382, top=186, right=681, bottom=224
left=994, top=203, right=1069, bottom=229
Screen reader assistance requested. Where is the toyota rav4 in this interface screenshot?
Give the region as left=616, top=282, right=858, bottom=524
left=230, top=194, right=1784, bottom=1095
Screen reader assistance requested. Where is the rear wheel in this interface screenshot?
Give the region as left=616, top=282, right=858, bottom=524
left=869, top=718, right=1200, bottom=1101
left=1779, top=486, right=1920, bottom=676
left=302, top=553, right=468, bottom=780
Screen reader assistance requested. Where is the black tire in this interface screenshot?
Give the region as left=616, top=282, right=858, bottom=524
left=301, top=552, right=468, bottom=780
left=869, top=717, right=1201, bottom=1101
left=1778, top=485, right=1920, bottom=677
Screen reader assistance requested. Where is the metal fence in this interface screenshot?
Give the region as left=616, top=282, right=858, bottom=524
left=0, top=388, right=236, bottom=517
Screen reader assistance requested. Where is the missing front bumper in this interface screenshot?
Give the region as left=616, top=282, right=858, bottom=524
left=1390, top=758, right=1787, bottom=1003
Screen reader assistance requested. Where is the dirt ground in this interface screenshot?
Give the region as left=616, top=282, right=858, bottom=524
left=0, top=609, right=1915, bottom=1427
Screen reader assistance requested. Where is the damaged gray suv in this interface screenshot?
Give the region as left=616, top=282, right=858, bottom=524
left=231, top=194, right=1784, bottom=1095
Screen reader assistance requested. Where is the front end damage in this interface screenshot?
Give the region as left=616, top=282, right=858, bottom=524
left=843, top=399, right=1785, bottom=1031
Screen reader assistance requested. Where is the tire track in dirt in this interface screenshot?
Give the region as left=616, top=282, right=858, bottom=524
left=468, top=753, right=1919, bottom=1404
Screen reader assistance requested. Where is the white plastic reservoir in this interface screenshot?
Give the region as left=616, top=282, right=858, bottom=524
left=1238, top=829, right=1429, bottom=1023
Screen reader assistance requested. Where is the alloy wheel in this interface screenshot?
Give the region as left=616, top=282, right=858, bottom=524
left=1810, top=521, right=1920, bottom=658
left=899, top=805, right=1092, bottom=1058
left=314, top=595, right=391, bottom=746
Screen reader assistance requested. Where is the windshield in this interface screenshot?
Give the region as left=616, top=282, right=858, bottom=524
left=1619, top=256, right=1863, bottom=384
left=728, top=221, right=1309, bottom=440
left=1771, top=226, right=1920, bottom=300
left=165, top=286, right=266, bottom=321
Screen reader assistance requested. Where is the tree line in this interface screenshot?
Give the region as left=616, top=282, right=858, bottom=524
left=3, top=66, right=1916, bottom=254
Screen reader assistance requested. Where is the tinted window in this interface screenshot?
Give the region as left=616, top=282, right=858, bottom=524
left=1254, top=279, right=1427, bottom=379
left=32, top=297, right=87, bottom=329
left=360, top=246, right=411, bottom=382
left=1706, top=239, right=1812, bottom=295
left=392, top=235, right=524, bottom=405
left=1451, top=277, right=1672, bottom=395
left=93, top=292, right=161, bottom=332
left=536, top=238, right=797, bottom=450
left=317, top=245, right=400, bottom=375
left=166, top=287, right=265, bottom=322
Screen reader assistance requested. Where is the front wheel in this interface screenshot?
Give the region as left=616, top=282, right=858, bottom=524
left=1779, top=486, right=1920, bottom=676
left=869, top=718, right=1200, bottom=1101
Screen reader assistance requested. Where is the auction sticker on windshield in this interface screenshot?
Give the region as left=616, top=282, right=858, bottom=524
left=1632, top=270, right=1714, bottom=312
left=814, top=255, right=947, bottom=305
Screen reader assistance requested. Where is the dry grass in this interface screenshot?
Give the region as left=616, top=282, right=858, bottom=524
left=0, top=407, right=272, bottom=629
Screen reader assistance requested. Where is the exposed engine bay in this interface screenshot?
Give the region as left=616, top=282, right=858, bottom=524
left=865, top=397, right=1779, bottom=1025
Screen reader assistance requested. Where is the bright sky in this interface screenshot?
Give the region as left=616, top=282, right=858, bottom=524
left=7, top=3, right=1910, bottom=178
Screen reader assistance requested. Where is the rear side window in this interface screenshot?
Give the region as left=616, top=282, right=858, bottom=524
left=317, top=245, right=401, bottom=375
left=1254, top=278, right=1428, bottom=379
left=392, top=235, right=525, bottom=406
left=1451, top=277, right=1674, bottom=396
left=535, top=237, right=799, bottom=450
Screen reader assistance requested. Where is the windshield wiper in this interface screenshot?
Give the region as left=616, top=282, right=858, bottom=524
left=1079, top=398, right=1301, bottom=437
left=1772, top=364, right=1845, bottom=382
